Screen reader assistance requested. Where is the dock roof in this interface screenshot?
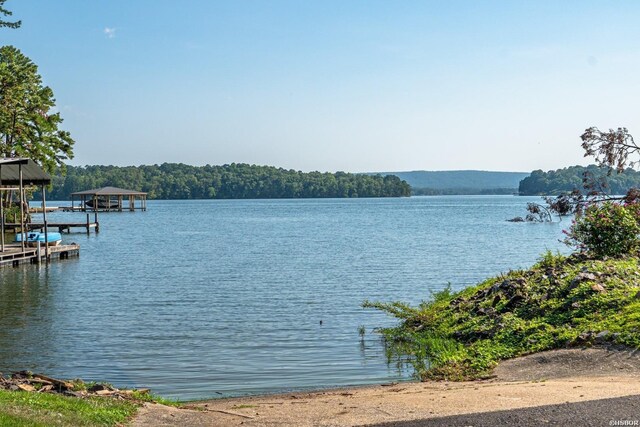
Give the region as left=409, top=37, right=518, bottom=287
left=0, top=158, right=52, bottom=186
left=70, top=186, right=147, bottom=196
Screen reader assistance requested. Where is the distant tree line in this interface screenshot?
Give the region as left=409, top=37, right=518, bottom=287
left=42, top=163, right=411, bottom=200
left=518, top=165, right=640, bottom=195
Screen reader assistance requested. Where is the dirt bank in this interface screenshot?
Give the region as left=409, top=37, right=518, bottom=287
left=131, top=347, right=640, bottom=426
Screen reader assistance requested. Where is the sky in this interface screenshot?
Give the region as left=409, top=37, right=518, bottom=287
left=3, top=1, right=640, bottom=173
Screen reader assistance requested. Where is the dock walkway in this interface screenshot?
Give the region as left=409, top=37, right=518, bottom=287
left=5, top=213, right=99, bottom=234
left=0, top=243, right=80, bottom=268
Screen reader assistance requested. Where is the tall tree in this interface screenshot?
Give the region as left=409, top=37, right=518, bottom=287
left=0, top=0, right=20, bottom=29
left=0, top=46, right=74, bottom=173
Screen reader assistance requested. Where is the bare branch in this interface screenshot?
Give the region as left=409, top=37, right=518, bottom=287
left=581, top=127, right=640, bottom=172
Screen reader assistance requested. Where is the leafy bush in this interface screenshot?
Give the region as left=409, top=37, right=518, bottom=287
left=2, top=205, right=21, bottom=223
left=564, top=202, right=640, bottom=257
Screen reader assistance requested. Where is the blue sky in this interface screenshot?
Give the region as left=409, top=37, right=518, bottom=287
left=3, top=1, right=640, bottom=172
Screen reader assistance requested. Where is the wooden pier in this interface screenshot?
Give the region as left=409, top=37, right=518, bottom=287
left=0, top=158, right=83, bottom=267
left=0, top=243, right=80, bottom=268
left=5, top=213, right=99, bottom=234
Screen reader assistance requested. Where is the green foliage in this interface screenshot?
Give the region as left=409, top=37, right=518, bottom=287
left=365, top=255, right=640, bottom=381
left=0, top=0, right=20, bottom=29
left=0, top=390, right=138, bottom=426
left=0, top=46, right=74, bottom=174
left=41, top=163, right=411, bottom=200
left=519, top=165, right=640, bottom=195
left=535, top=251, right=567, bottom=269
left=2, top=204, right=20, bottom=222
left=564, top=202, right=640, bottom=257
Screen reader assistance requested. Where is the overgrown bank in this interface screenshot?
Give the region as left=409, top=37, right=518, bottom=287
left=365, top=252, right=640, bottom=381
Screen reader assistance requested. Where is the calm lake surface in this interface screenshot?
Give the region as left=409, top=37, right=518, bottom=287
left=0, top=196, right=567, bottom=400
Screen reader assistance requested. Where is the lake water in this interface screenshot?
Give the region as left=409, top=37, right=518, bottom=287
left=0, top=196, right=567, bottom=400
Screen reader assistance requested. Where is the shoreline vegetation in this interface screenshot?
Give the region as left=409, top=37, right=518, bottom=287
left=39, top=164, right=640, bottom=200
left=519, top=164, right=640, bottom=196
left=365, top=251, right=640, bottom=381
left=42, top=163, right=411, bottom=200
left=0, top=372, right=175, bottom=426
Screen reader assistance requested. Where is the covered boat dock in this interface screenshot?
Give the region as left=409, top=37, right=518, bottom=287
left=71, top=186, right=147, bottom=212
left=0, top=158, right=80, bottom=265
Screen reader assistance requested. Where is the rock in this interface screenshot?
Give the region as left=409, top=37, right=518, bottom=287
left=574, top=272, right=598, bottom=282
left=475, top=307, right=497, bottom=317
left=488, top=280, right=523, bottom=300
left=595, top=331, right=610, bottom=344
left=88, top=383, right=113, bottom=393
left=568, top=272, right=600, bottom=292
left=507, top=217, right=525, bottom=222
left=471, top=288, right=490, bottom=301
left=502, top=294, right=526, bottom=311
left=574, top=331, right=595, bottom=345
left=491, top=294, right=501, bottom=307
left=591, top=283, right=607, bottom=293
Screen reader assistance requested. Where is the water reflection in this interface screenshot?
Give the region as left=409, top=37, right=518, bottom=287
left=0, top=265, right=55, bottom=372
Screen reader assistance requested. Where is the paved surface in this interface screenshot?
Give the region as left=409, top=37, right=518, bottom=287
left=370, top=394, right=640, bottom=427
left=131, top=348, right=640, bottom=426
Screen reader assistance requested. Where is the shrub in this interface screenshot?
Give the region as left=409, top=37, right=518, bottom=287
left=2, top=205, right=21, bottom=223
left=564, top=202, right=640, bottom=257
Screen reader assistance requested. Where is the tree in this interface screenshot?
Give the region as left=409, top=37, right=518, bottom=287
left=0, top=46, right=74, bottom=173
left=519, top=127, right=640, bottom=222
left=581, top=127, right=640, bottom=173
left=0, top=0, right=20, bottom=29
left=522, top=126, right=640, bottom=257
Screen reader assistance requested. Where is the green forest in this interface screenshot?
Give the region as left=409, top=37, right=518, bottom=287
left=42, top=163, right=411, bottom=200
left=518, top=165, right=640, bottom=195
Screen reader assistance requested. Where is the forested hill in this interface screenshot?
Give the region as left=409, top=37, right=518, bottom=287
left=46, top=163, right=411, bottom=200
left=519, top=165, right=640, bottom=195
left=377, top=170, right=529, bottom=194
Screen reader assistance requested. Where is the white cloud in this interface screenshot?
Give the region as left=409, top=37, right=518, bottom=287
left=104, top=27, right=116, bottom=39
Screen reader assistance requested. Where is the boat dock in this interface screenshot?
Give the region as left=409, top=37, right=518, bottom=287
left=0, top=243, right=80, bottom=268
left=5, top=213, right=99, bottom=234
left=0, top=158, right=84, bottom=268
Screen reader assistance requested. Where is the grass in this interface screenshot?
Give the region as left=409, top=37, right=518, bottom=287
left=0, top=389, right=139, bottom=426
left=364, top=251, right=640, bottom=381
left=0, top=378, right=180, bottom=426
